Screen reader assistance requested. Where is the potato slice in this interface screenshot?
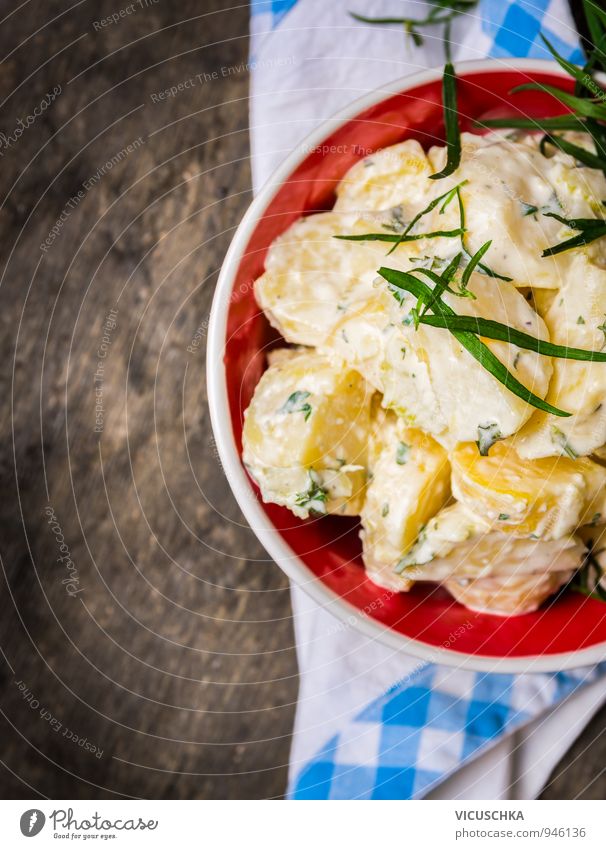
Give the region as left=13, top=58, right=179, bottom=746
left=360, top=410, right=450, bottom=591
left=255, top=209, right=423, bottom=347
left=334, top=139, right=433, bottom=213
left=242, top=350, right=372, bottom=517
left=515, top=255, right=606, bottom=459
left=445, top=571, right=574, bottom=616
left=320, top=288, right=445, bottom=435
left=398, top=501, right=582, bottom=581
left=450, top=440, right=606, bottom=539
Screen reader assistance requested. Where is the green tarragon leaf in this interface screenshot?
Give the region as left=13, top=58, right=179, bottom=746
left=539, top=33, right=600, bottom=97
left=278, top=390, right=312, bottom=421
left=477, top=423, right=502, bottom=456
left=429, top=62, right=462, bottom=180
left=511, top=81, right=606, bottom=121
left=476, top=115, right=586, bottom=132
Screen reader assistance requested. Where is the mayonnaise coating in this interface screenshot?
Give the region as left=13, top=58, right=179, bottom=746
left=245, top=129, right=606, bottom=614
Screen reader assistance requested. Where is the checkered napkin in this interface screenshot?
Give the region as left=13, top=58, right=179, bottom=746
left=248, top=0, right=606, bottom=800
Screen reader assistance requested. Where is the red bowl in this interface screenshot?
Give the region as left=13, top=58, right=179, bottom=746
left=208, top=59, right=606, bottom=671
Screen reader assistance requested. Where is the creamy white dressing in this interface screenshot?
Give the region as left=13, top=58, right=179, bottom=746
left=244, top=129, right=606, bottom=613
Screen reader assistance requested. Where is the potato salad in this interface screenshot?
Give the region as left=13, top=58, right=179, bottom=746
left=242, top=129, right=606, bottom=616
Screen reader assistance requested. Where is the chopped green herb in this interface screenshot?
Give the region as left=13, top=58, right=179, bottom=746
left=477, top=115, right=586, bottom=133
left=417, top=252, right=464, bottom=318
left=591, top=512, right=602, bottom=527
left=394, top=557, right=407, bottom=575
left=279, top=390, right=312, bottom=421
left=381, top=502, right=390, bottom=517
left=520, top=202, right=539, bottom=217
left=334, top=227, right=465, bottom=246
left=382, top=205, right=407, bottom=234
left=396, top=441, right=410, bottom=465
left=294, top=471, right=328, bottom=516
left=417, top=314, right=606, bottom=361
left=577, top=315, right=586, bottom=325
left=498, top=513, right=510, bottom=521
left=476, top=422, right=502, bottom=456
left=387, top=179, right=467, bottom=255
left=397, top=525, right=429, bottom=573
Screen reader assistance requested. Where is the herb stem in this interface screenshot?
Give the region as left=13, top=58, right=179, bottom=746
left=429, top=62, right=462, bottom=180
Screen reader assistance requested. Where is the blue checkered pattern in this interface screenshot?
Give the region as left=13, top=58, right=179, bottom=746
left=251, top=1, right=584, bottom=63
left=251, top=0, right=300, bottom=30
left=290, top=662, right=606, bottom=799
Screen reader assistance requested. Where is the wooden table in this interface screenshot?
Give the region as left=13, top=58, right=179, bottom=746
left=0, top=0, right=603, bottom=799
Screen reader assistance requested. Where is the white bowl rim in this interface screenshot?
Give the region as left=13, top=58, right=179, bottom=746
left=207, top=57, right=606, bottom=672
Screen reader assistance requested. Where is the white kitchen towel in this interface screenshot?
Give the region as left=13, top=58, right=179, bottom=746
left=247, top=0, right=606, bottom=799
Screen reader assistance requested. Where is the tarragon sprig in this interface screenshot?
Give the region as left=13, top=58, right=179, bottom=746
left=570, top=540, right=606, bottom=603
left=429, top=60, right=462, bottom=179
left=478, top=10, right=606, bottom=176
left=334, top=181, right=467, bottom=252
left=541, top=211, right=606, bottom=256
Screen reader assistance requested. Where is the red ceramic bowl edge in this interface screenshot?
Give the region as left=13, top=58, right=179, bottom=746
left=207, top=58, right=606, bottom=672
